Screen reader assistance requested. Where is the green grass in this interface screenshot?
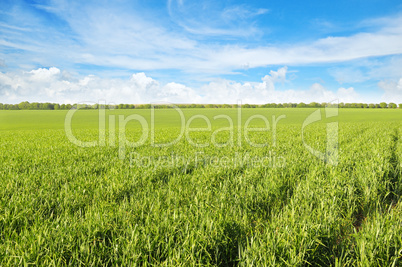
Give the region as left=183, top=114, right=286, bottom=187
left=1, top=108, right=401, bottom=130
left=0, top=108, right=402, bottom=266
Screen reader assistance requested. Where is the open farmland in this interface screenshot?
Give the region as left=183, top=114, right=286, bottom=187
left=0, top=108, right=402, bottom=266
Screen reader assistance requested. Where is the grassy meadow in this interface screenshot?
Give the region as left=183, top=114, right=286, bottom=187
left=1, top=108, right=402, bottom=265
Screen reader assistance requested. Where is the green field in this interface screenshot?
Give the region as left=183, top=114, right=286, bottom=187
left=1, top=108, right=402, bottom=265
left=1, top=108, right=401, bottom=130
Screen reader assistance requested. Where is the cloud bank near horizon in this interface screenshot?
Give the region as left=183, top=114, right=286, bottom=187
left=0, top=66, right=384, bottom=104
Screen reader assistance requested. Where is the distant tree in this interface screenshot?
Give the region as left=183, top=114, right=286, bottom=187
left=28, top=102, right=38, bottom=110
left=5, top=101, right=402, bottom=110
left=18, top=101, right=29, bottom=109
left=389, top=103, right=397, bottom=109
left=326, top=102, right=337, bottom=108
left=0, top=103, right=3, bottom=110
left=297, top=102, right=307, bottom=108
left=262, top=103, right=277, bottom=108
left=43, top=103, right=54, bottom=110
left=379, top=102, right=387, bottom=108
left=8, top=104, right=19, bottom=110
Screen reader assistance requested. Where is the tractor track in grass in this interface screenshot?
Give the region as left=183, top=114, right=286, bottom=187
left=353, top=127, right=401, bottom=234
left=386, top=128, right=401, bottom=205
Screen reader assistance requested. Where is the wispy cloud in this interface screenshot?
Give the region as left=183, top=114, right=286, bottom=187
left=329, top=67, right=369, bottom=84
left=1, top=1, right=402, bottom=76
left=221, top=6, right=269, bottom=22
left=167, top=0, right=266, bottom=37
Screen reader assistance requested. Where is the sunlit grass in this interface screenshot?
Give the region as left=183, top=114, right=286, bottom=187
left=0, top=108, right=401, bottom=265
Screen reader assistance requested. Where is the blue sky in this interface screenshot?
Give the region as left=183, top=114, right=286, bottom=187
left=1, top=0, right=402, bottom=104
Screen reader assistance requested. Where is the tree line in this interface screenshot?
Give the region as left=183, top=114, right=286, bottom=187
left=0, top=101, right=401, bottom=110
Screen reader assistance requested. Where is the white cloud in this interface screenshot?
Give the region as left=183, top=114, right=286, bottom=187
left=168, top=1, right=265, bottom=37
left=0, top=68, right=200, bottom=104
left=1, top=1, right=402, bottom=78
left=200, top=68, right=360, bottom=104
left=221, top=6, right=269, bottom=22
left=0, top=67, right=362, bottom=104
left=325, top=55, right=402, bottom=90
left=29, top=67, right=61, bottom=81
left=203, top=30, right=402, bottom=72
left=378, top=78, right=402, bottom=102
left=329, top=67, right=368, bottom=84
left=336, top=87, right=360, bottom=103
